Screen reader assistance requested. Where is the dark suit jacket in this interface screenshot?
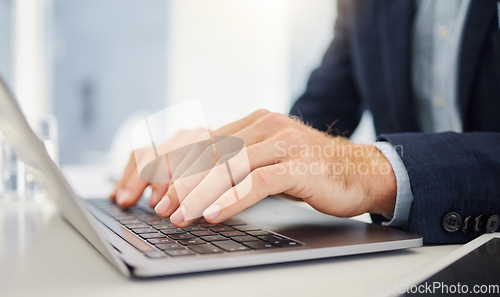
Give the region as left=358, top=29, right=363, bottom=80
left=290, top=0, right=500, bottom=244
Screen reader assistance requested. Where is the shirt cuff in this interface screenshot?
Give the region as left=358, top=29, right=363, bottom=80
left=373, top=141, right=414, bottom=229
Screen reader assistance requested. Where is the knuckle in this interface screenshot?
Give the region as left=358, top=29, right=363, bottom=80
left=279, top=127, right=305, bottom=144
left=253, top=168, right=273, bottom=189
left=219, top=150, right=238, bottom=164
left=173, top=178, right=189, bottom=195
left=252, top=109, right=271, bottom=119
left=262, top=112, right=289, bottom=126
left=192, top=140, right=207, bottom=152
left=291, top=184, right=314, bottom=199
left=199, top=147, right=217, bottom=168
left=188, top=189, right=204, bottom=204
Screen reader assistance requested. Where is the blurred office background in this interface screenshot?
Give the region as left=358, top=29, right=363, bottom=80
left=0, top=0, right=374, bottom=166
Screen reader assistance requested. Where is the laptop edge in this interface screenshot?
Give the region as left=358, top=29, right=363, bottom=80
left=0, top=76, right=130, bottom=276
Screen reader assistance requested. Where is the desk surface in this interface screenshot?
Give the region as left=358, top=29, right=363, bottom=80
left=0, top=165, right=460, bottom=297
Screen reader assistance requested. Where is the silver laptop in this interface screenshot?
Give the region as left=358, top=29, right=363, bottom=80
left=0, top=76, right=422, bottom=278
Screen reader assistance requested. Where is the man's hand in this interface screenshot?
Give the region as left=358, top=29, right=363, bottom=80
left=110, top=110, right=397, bottom=227
left=109, top=128, right=209, bottom=208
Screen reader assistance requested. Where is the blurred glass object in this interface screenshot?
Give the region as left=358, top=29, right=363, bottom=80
left=0, top=115, right=58, bottom=202
left=30, top=114, right=59, bottom=165
left=0, top=132, right=19, bottom=201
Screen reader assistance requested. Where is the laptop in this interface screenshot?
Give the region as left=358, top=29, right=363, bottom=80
left=0, top=75, right=422, bottom=278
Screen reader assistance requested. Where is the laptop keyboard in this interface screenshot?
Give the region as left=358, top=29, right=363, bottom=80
left=89, top=200, right=302, bottom=259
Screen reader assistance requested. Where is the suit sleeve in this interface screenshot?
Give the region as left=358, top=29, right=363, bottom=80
left=289, top=0, right=362, bottom=137
left=374, top=142, right=414, bottom=229
left=378, top=132, right=500, bottom=243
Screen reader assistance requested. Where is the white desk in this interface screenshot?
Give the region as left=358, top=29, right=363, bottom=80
left=0, top=165, right=460, bottom=297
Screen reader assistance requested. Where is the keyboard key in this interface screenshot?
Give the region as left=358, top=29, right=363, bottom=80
left=98, top=202, right=118, bottom=208
left=132, top=228, right=158, bottom=234
left=144, top=250, right=167, bottom=258
left=147, top=238, right=174, bottom=244
left=165, top=249, right=195, bottom=257
left=136, top=216, right=157, bottom=222
left=188, top=244, right=224, bottom=254
left=139, top=232, right=167, bottom=239
left=178, top=238, right=206, bottom=245
left=106, top=210, right=126, bottom=215
left=233, top=224, right=261, bottom=231
left=92, top=200, right=112, bottom=206
left=257, top=234, right=301, bottom=247
left=155, top=243, right=184, bottom=250
left=222, top=218, right=246, bottom=226
left=201, top=235, right=229, bottom=242
left=209, top=226, right=234, bottom=232
left=101, top=206, right=121, bottom=213
left=88, top=200, right=305, bottom=257
left=243, top=241, right=278, bottom=250
left=231, top=235, right=259, bottom=242
left=118, top=219, right=143, bottom=225
left=137, top=205, right=156, bottom=213
left=152, top=223, right=176, bottom=229
left=125, top=223, right=151, bottom=229
left=168, top=233, right=195, bottom=240
left=134, top=211, right=154, bottom=218
left=272, top=240, right=302, bottom=248
left=190, top=230, right=216, bottom=237
left=212, top=240, right=250, bottom=252
left=220, top=231, right=246, bottom=237
left=200, top=223, right=224, bottom=228
left=246, top=230, right=271, bottom=236
left=105, top=208, right=121, bottom=213
left=113, top=214, right=137, bottom=220
left=258, top=234, right=286, bottom=242
left=183, top=225, right=206, bottom=232
left=142, top=217, right=165, bottom=224
left=161, top=229, right=186, bottom=235
left=130, top=208, right=147, bottom=213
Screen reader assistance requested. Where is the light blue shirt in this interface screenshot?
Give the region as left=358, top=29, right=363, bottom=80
left=375, top=0, right=471, bottom=229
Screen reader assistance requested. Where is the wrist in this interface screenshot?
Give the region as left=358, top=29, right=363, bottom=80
left=329, top=140, right=397, bottom=216
left=359, top=144, right=397, bottom=215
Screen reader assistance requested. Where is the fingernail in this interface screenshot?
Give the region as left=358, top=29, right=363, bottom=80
left=170, top=205, right=186, bottom=225
left=203, top=204, right=221, bottom=221
left=155, top=195, right=171, bottom=216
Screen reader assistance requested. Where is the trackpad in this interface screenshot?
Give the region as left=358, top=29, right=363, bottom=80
left=234, top=196, right=420, bottom=248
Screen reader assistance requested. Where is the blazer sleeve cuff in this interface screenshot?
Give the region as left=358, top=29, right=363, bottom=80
left=373, top=141, right=414, bottom=230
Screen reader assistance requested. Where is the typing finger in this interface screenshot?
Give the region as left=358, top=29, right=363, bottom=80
left=203, top=162, right=295, bottom=223
left=149, top=183, right=169, bottom=208
left=114, top=154, right=149, bottom=208
left=169, top=147, right=251, bottom=226
left=155, top=169, right=209, bottom=218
